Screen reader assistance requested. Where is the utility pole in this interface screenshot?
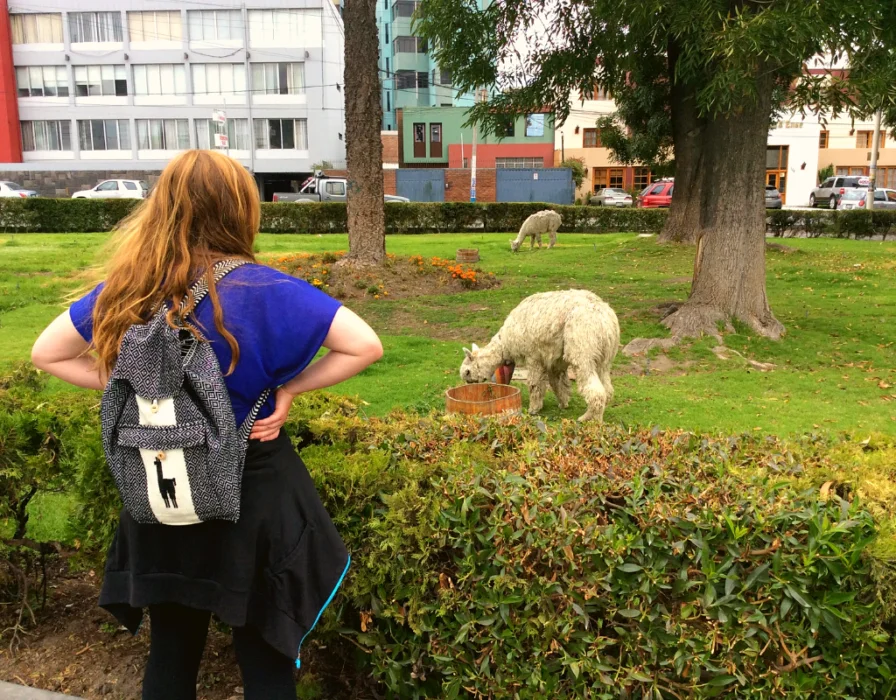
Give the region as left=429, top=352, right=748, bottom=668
left=470, top=91, right=478, bottom=202
left=561, top=132, right=565, bottom=163
left=866, top=109, right=882, bottom=211
left=242, top=2, right=256, bottom=175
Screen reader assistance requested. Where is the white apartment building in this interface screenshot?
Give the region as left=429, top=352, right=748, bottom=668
left=0, top=0, right=346, bottom=199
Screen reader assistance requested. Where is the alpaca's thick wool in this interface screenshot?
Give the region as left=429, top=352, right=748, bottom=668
left=460, top=290, right=620, bottom=421
left=510, top=210, right=562, bottom=251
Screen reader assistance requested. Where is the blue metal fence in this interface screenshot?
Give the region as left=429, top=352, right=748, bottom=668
left=496, top=168, right=574, bottom=204
left=396, top=169, right=445, bottom=202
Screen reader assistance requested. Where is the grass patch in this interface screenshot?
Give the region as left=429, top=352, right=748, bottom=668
left=1, top=232, right=894, bottom=436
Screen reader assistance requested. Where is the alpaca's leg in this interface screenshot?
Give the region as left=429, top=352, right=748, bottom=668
left=599, top=367, right=614, bottom=403
left=576, top=372, right=608, bottom=422
left=527, top=364, right=548, bottom=415
left=548, top=230, right=557, bottom=249
left=548, top=369, right=571, bottom=410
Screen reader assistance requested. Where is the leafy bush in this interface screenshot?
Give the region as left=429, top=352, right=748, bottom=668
left=763, top=209, right=896, bottom=239
left=559, top=158, right=587, bottom=189
left=4, top=370, right=896, bottom=697
left=0, top=198, right=138, bottom=234
left=767, top=210, right=797, bottom=237
left=838, top=210, right=877, bottom=239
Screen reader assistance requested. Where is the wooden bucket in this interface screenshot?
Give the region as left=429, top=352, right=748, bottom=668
left=446, top=383, right=522, bottom=416
left=456, top=248, right=480, bottom=263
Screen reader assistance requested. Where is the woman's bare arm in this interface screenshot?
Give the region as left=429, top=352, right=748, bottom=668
left=31, top=311, right=104, bottom=390
left=250, top=306, right=383, bottom=441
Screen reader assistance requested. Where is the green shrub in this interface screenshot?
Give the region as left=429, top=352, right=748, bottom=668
left=766, top=210, right=797, bottom=237
left=2, top=372, right=896, bottom=696
left=837, top=210, right=876, bottom=239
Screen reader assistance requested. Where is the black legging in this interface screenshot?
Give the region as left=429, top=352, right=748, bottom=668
left=142, top=603, right=296, bottom=700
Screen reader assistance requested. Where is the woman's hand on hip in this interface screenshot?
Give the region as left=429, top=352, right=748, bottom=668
left=249, top=388, right=295, bottom=442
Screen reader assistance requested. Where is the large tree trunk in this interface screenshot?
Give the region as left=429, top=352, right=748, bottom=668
left=662, top=74, right=784, bottom=340
left=341, top=0, right=385, bottom=266
left=660, top=62, right=703, bottom=244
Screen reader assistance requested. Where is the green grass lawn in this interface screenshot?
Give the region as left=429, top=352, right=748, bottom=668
left=2, top=232, right=895, bottom=437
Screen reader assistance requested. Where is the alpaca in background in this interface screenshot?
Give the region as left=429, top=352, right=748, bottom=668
left=510, top=210, right=562, bottom=252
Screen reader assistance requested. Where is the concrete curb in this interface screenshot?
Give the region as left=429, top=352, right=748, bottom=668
left=0, top=682, right=82, bottom=699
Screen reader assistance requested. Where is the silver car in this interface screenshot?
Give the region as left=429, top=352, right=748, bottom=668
left=838, top=188, right=896, bottom=211
left=590, top=188, right=633, bottom=207
left=809, top=175, right=868, bottom=209
left=72, top=179, right=148, bottom=200
left=0, top=180, right=38, bottom=198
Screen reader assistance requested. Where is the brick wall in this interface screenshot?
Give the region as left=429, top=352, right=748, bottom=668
left=383, top=169, right=397, bottom=195
left=444, top=168, right=496, bottom=202
left=381, top=132, right=399, bottom=166
left=0, top=169, right=163, bottom=197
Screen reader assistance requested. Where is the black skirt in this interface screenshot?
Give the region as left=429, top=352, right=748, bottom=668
left=99, top=432, right=349, bottom=664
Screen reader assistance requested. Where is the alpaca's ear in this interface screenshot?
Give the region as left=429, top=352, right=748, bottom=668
left=463, top=347, right=473, bottom=359
left=471, top=343, right=480, bottom=353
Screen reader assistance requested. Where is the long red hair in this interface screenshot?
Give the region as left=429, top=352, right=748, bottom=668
left=91, top=149, right=260, bottom=377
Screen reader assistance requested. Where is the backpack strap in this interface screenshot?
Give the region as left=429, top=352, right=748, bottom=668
left=179, top=258, right=250, bottom=319
left=178, top=258, right=272, bottom=441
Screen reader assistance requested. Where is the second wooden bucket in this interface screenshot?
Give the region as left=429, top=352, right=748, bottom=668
left=446, top=382, right=522, bottom=416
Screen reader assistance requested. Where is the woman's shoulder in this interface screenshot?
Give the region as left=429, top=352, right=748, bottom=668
left=220, top=262, right=339, bottom=306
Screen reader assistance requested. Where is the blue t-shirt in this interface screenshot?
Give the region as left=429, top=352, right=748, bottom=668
left=68, top=264, right=342, bottom=425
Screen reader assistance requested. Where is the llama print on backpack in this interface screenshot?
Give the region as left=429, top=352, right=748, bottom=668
left=155, top=455, right=178, bottom=508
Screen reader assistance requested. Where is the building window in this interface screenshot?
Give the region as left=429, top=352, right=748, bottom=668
left=430, top=123, right=442, bottom=157
left=69, top=12, right=123, bottom=43
left=78, top=119, right=131, bottom=151
left=251, top=63, right=305, bottom=95
left=582, top=128, right=602, bottom=148
left=633, top=168, right=652, bottom=191
left=766, top=145, right=788, bottom=170
left=395, top=71, right=416, bottom=89
left=496, top=117, right=515, bottom=138
left=593, top=167, right=624, bottom=191
left=819, top=130, right=829, bottom=149
left=386, top=58, right=390, bottom=75
left=21, top=120, right=71, bottom=151
left=386, top=91, right=391, bottom=112
left=10, top=14, right=63, bottom=44
left=836, top=166, right=867, bottom=176
left=254, top=119, right=308, bottom=150
left=133, top=65, right=187, bottom=96
left=393, top=36, right=426, bottom=53
left=525, top=114, right=545, bottom=137
left=74, top=66, right=128, bottom=97
left=416, top=71, right=429, bottom=88
left=188, top=10, right=241, bottom=41
left=385, top=24, right=389, bottom=45
left=192, top=64, right=247, bottom=96
left=248, top=9, right=321, bottom=47
left=16, top=66, right=68, bottom=97
left=879, top=167, right=896, bottom=189
left=392, top=1, right=419, bottom=19
left=438, top=68, right=451, bottom=85
left=495, top=157, right=544, bottom=169
left=856, top=131, right=873, bottom=149
left=196, top=118, right=251, bottom=150
left=136, top=119, right=190, bottom=150
left=128, top=11, right=182, bottom=43
left=413, top=122, right=425, bottom=157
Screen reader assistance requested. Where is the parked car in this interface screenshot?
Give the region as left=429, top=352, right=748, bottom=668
left=637, top=179, right=674, bottom=208
left=273, top=173, right=409, bottom=203
left=765, top=185, right=783, bottom=209
left=72, top=179, right=148, bottom=200
left=0, top=181, right=38, bottom=198
left=590, top=188, right=633, bottom=207
left=809, top=176, right=869, bottom=209
left=837, top=188, right=896, bottom=211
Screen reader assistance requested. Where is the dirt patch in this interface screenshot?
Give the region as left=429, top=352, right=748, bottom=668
left=264, top=252, right=499, bottom=302
left=0, top=570, right=376, bottom=700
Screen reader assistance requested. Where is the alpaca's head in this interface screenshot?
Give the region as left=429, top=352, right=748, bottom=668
left=460, top=343, right=499, bottom=383
left=510, top=238, right=521, bottom=252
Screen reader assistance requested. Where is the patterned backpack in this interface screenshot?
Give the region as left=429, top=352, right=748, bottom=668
left=100, top=259, right=269, bottom=526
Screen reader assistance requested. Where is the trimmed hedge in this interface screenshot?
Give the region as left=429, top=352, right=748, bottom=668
left=0, top=197, right=666, bottom=234
left=767, top=208, right=896, bottom=239
left=3, top=196, right=895, bottom=238
left=4, top=365, right=896, bottom=698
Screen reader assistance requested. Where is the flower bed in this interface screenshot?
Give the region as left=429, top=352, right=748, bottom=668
left=267, top=251, right=498, bottom=300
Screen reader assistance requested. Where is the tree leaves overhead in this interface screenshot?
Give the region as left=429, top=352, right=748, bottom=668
left=416, top=0, right=896, bottom=143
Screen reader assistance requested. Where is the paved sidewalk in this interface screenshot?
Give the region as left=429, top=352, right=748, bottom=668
left=0, top=683, right=82, bottom=699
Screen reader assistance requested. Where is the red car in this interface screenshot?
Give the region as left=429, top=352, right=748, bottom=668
left=637, top=180, right=674, bottom=208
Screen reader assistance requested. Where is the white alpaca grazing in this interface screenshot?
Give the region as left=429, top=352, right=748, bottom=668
left=460, top=290, right=620, bottom=421
left=510, top=210, right=562, bottom=252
